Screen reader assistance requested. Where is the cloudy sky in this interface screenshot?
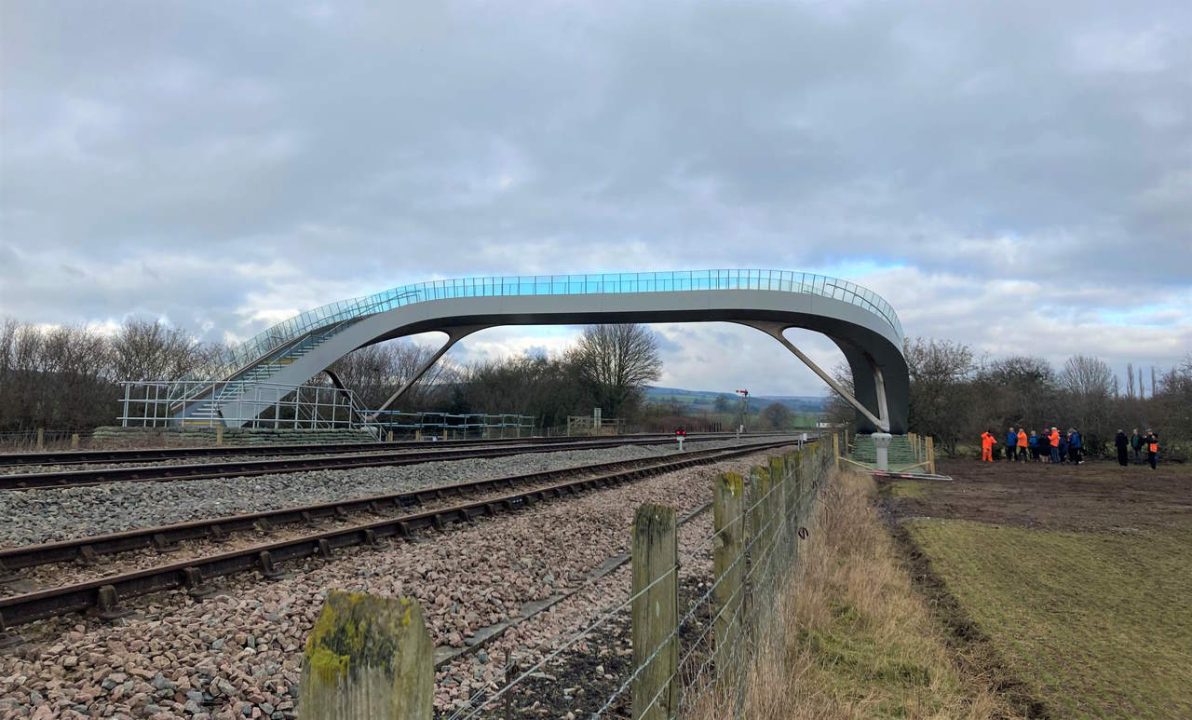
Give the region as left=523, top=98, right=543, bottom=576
left=2, top=1, right=1189, bottom=397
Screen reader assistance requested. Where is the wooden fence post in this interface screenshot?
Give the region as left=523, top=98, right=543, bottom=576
left=748, top=466, right=775, bottom=602
left=789, top=451, right=804, bottom=561
left=215, top=425, right=224, bottom=446
left=386, top=430, right=394, bottom=443
left=831, top=431, right=840, bottom=471
left=36, top=428, right=45, bottom=451
left=632, top=503, right=678, bottom=720
left=768, top=456, right=790, bottom=557
left=926, top=436, right=936, bottom=474
left=70, top=433, right=80, bottom=450
left=300, top=590, right=433, bottom=719
left=712, top=472, right=745, bottom=670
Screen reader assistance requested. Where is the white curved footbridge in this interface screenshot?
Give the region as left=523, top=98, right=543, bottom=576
left=178, top=270, right=908, bottom=433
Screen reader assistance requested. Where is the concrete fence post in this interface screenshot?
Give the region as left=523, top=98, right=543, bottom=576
left=631, top=503, right=678, bottom=720
left=215, top=425, right=224, bottom=446
left=300, top=590, right=433, bottom=720
left=712, top=472, right=745, bottom=670
left=36, top=428, right=45, bottom=451
left=70, top=433, right=80, bottom=450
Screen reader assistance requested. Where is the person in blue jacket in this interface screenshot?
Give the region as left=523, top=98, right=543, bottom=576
left=1004, top=427, right=1018, bottom=461
left=1058, top=431, right=1069, bottom=463
left=1028, top=430, right=1040, bottom=461
left=1068, top=428, right=1083, bottom=464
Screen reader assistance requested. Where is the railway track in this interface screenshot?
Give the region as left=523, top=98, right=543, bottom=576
left=0, top=435, right=755, bottom=491
left=0, top=432, right=753, bottom=468
left=0, top=439, right=795, bottom=631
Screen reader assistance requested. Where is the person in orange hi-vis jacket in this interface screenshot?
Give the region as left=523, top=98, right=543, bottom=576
left=1016, top=428, right=1028, bottom=462
left=980, top=430, right=997, bottom=462
left=1048, top=427, right=1061, bottom=464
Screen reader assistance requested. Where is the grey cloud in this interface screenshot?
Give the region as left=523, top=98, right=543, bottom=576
left=1, top=0, right=1189, bottom=392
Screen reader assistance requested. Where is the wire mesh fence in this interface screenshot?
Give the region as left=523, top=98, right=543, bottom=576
left=295, top=433, right=840, bottom=720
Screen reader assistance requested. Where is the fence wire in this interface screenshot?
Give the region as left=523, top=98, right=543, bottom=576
left=441, top=438, right=835, bottom=720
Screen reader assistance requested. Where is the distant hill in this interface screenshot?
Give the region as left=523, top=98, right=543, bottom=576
left=644, top=386, right=828, bottom=414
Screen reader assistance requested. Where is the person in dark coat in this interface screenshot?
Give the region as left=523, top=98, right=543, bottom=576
left=1114, top=429, right=1129, bottom=467
left=1131, top=428, right=1143, bottom=462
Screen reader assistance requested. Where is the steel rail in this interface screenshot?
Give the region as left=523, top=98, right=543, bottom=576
left=0, top=441, right=784, bottom=572
left=0, top=440, right=798, bottom=629
left=0, top=432, right=754, bottom=468
left=0, top=435, right=756, bottom=491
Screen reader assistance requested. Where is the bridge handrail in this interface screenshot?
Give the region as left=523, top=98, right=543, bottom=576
left=209, top=269, right=903, bottom=381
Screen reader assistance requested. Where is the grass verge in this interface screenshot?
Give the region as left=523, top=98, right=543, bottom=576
left=906, top=520, right=1192, bottom=719
left=684, top=470, right=1017, bottom=719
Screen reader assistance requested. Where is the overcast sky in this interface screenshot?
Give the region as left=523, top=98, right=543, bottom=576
left=2, top=1, right=1189, bottom=397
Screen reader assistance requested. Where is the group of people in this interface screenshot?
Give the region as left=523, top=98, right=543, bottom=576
left=1114, top=428, right=1161, bottom=469
left=979, top=426, right=1161, bottom=469
left=980, top=426, right=1084, bottom=464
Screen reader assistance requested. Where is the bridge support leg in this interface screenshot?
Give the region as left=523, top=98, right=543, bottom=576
left=371, top=326, right=489, bottom=417
left=739, top=322, right=890, bottom=433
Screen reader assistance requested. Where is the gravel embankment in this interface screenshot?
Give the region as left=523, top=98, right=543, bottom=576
left=0, top=439, right=759, bottom=548
left=0, top=446, right=788, bottom=720
left=0, top=442, right=624, bottom=477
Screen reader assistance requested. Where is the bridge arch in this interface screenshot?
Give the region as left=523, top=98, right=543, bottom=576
left=189, top=270, right=908, bottom=433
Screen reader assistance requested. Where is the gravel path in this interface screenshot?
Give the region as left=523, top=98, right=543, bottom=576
left=0, top=439, right=761, bottom=548
left=0, top=445, right=789, bottom=720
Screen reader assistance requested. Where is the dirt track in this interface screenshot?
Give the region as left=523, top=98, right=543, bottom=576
left=884, top=458, right=1191, bottom=532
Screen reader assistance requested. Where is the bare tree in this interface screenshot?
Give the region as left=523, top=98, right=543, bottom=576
left=976, top=355, right=1059, bottom=429
left=326, top=339, right=457, bottom=411
left=570, top=324, right=663, bottom=419
left=110, top=318, right=209, bottom=381
left=1061, top=355, right=1114, bottom=398
left=904, top=337, right=977, bottom=455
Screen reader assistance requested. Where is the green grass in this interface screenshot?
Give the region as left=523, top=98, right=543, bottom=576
left=885, top=480, right=927, bottom=499
left=906, top=520, right=1192, bottom=719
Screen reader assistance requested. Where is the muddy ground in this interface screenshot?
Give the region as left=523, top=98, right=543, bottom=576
left=883, top=457, right=1191, bottom=532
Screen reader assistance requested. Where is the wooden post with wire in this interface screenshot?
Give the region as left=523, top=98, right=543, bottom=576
left=631, top=503, right=678, bottom=720
left=748, top=466, right=776, bottom=605
left=300, top=590, right=433, bottom=719
left=926, top=435, right=936, bottom=475
left=712, top=472, right=745, bottom=670
left=768, top=456, right=787, bottom=536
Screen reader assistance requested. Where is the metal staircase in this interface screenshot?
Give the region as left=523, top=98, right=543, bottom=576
left=170, top=320, right=360, bottom=425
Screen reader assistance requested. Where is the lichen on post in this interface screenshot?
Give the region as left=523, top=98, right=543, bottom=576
left=300, top=590, right=433, bottom=720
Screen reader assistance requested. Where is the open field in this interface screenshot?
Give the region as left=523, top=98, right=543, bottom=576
left=884, top=459, right=1192, bottom=719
